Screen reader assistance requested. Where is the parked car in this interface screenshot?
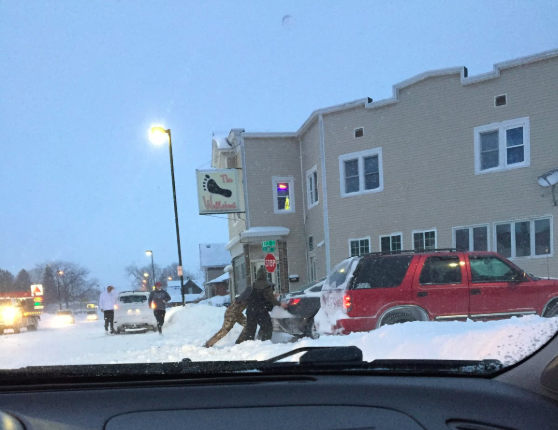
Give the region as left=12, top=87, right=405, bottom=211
left=85, top=310, right=98, bottom=321
left=114, top=292, right=157, bottom=333
left=272, top=279, right=326, bottom=339
left=54, top=310, right=75, bottom=325
left=318, top=250, right=558, bottom=334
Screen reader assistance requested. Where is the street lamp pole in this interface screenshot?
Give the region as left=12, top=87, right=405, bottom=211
left=146, top=250, right=156, bottom=290
left=56, top=270, right=64, bottom=310
left=150, top=126, right=185, bottom=305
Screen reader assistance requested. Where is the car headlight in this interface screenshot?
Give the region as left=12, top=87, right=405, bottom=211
left=1, top=308, right=16, bottom=321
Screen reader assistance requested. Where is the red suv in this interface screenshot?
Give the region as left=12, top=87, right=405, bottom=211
left=318, top=250, right=558, bottom=334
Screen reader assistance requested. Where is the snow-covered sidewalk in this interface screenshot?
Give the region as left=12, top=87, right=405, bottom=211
left=0, top=304, right=557, bottom=369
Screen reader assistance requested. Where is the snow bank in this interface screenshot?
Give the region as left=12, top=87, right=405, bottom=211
left=198, top=295, right=230, bottom=307
left=0, top=306, right=557, bottom=369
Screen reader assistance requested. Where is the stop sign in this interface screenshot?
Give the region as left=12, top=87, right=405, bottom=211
left=264, top=253, right=277, bottom=273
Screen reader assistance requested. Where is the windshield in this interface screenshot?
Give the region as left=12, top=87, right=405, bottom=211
left=119, top=295, right=147, bottom=303
left=1, top=1, right=558, bottom=378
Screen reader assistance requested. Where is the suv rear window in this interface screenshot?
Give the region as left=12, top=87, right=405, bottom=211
left=419, top=256, right=462, bottom=285
left=352, top=255, right=413, bottom=289
left=119, top=295, right=147, bottom=303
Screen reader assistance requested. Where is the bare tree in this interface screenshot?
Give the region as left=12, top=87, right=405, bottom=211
left=125, top=262, right=199, bottom=291
left=34, top=261, right=99, bottom=308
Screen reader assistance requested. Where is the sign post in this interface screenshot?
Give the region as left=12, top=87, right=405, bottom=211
left=264, top=253, right=277, bottom=273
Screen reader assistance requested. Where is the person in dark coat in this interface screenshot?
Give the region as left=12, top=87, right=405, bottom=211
left=236, top=266, right=287, bottom=344
left=148, top=282, right=172, bottom=334
left=204, top=286, right=252, bottom=348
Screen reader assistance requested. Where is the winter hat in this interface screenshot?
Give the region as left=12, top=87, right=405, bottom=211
left=155, top=282, right=162, bottom=287
left=256, top=266, right=267, bottom=281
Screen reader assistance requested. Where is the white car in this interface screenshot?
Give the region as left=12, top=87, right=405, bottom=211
left=114, top=292, right=157, bottom=333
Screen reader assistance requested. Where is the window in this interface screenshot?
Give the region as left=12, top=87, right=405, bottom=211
left=419, top=256, right=462, bottom=285
left=272, top=176, right=295, bottom=213
left=324, top=258, right=355, bottom=290
left=494, top=217, right=552, bottom=259
left=349, top=238, right=370, bottom=257
left=453, top=225, right=488, bottom=252
left=474, top=117, right=530, bottom=174
left=308, top=235, right=314, bottom=251
left=380, top=233, right=402, bottom=252
left=413, top=229, right=437, bottom=251
left=469, top=255, right=519, bottom=283
left=339, top=148, right=384, bottom=197
left=309, top=256, right=317, bottom=282
left=354, top=127, right=364, bottom=138
left=306, top=166, right=319, bottom=208
left=353, top=255, right=413, bottom=289
left=119, top=295, right=147, bottom=303
left=494, top=94, right=507, bottom=107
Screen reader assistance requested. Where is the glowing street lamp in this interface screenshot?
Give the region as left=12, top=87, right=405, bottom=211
left=148, top=125, right=185, bottom=305
left=145, top=250, right=156, bottom=289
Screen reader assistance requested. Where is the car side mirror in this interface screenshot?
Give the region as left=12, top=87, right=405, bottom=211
left=512, top=271, right=527, bottom=282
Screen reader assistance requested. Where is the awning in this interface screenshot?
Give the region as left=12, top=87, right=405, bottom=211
left=239, top=226, right=290, bottom=243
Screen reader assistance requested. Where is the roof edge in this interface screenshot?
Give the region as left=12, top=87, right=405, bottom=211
left=216, top=48, right=558, bottom=143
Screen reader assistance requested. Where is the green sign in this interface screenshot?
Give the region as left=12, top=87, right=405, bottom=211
left=262, top=240, right=276, bottom=253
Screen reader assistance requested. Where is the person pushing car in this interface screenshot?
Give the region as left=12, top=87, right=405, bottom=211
left=148, top=282, right=171, bottom=334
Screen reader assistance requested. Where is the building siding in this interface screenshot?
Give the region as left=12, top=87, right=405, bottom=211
left=322, top=56, right=558, bottom=275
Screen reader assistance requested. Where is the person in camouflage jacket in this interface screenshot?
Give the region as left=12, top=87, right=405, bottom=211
left=236, top=266, right=288, bottom=344
left=204, top=286, right=252, bottom=348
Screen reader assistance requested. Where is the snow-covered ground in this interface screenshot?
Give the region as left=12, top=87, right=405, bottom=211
left=0, top=305, right=557, bottom=369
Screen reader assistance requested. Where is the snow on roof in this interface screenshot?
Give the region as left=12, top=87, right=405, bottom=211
left=240, top=226, right=290, bottom=239
left=167, top=280, right=205, bottom=292
left=199, top=243, right=230, bottom=268
left=212, top=134, right=232, bottom=150
left=207, top=272, right=230, bottom=284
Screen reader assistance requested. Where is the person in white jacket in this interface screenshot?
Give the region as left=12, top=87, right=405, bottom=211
left=99, top=286, right=118, bottom=334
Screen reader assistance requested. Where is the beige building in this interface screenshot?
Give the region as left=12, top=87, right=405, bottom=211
left=212, top=49, right=558, bottom=295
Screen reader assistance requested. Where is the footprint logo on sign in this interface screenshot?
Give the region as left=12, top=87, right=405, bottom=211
left=203, top=174, right=232, bottom=198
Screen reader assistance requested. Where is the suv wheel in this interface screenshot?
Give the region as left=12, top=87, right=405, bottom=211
left=381, top=312, right=416, bottom=327
left=544, top=301, right=558, bottom=318
left=304, top=318, right=320, bottom=339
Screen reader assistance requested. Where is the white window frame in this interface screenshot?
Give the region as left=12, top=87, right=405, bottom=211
left=452, top=224, right=490, bottom=252
left=379, top=232, right=403, bottom=252
left=272, top=176, right=295, bottom=214
left=339, top=147, right=384, bottom=198
left=306, top=165, right=319, bottom=209
left=474, top=117, right=530, bottom=175
left=412, top=228, right=438, bottom=251
left=493, top=216, right=554, bottom=260
left=348, top=237, right=371, bottom=257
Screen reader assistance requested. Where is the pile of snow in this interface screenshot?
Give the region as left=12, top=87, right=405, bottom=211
left=0, top=307, right=557, bottom=369
left=198, top=295, right=230, bottom=307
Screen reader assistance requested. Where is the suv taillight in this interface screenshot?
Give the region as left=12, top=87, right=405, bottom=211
left=288, top=298, right=301, bottom=306
left=343, top=294, right=352, bottom=313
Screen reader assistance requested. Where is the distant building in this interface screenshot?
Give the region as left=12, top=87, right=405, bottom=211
left=199, top=243, right=230, bottom=296
left=166, top=279, right=204, bottom=305
left=205, top=272, right=230, bottom=298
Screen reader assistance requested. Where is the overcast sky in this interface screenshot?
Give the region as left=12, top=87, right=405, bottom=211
left=1, top=0, right=557, bottom=289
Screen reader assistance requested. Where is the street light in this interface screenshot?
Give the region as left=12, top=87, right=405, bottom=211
left=168, top=276, right=172, bottom=281
left=145, top=250, right=156, bottom=290
left=149, top=125, right=185, bottom=305
left=56, top=270, right=64, bottom=310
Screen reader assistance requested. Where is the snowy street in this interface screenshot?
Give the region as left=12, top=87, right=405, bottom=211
left=0, top=305, right=557, bottom=370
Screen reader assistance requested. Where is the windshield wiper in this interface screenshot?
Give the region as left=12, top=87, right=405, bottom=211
left=0, top=348, right=504, bottom=384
